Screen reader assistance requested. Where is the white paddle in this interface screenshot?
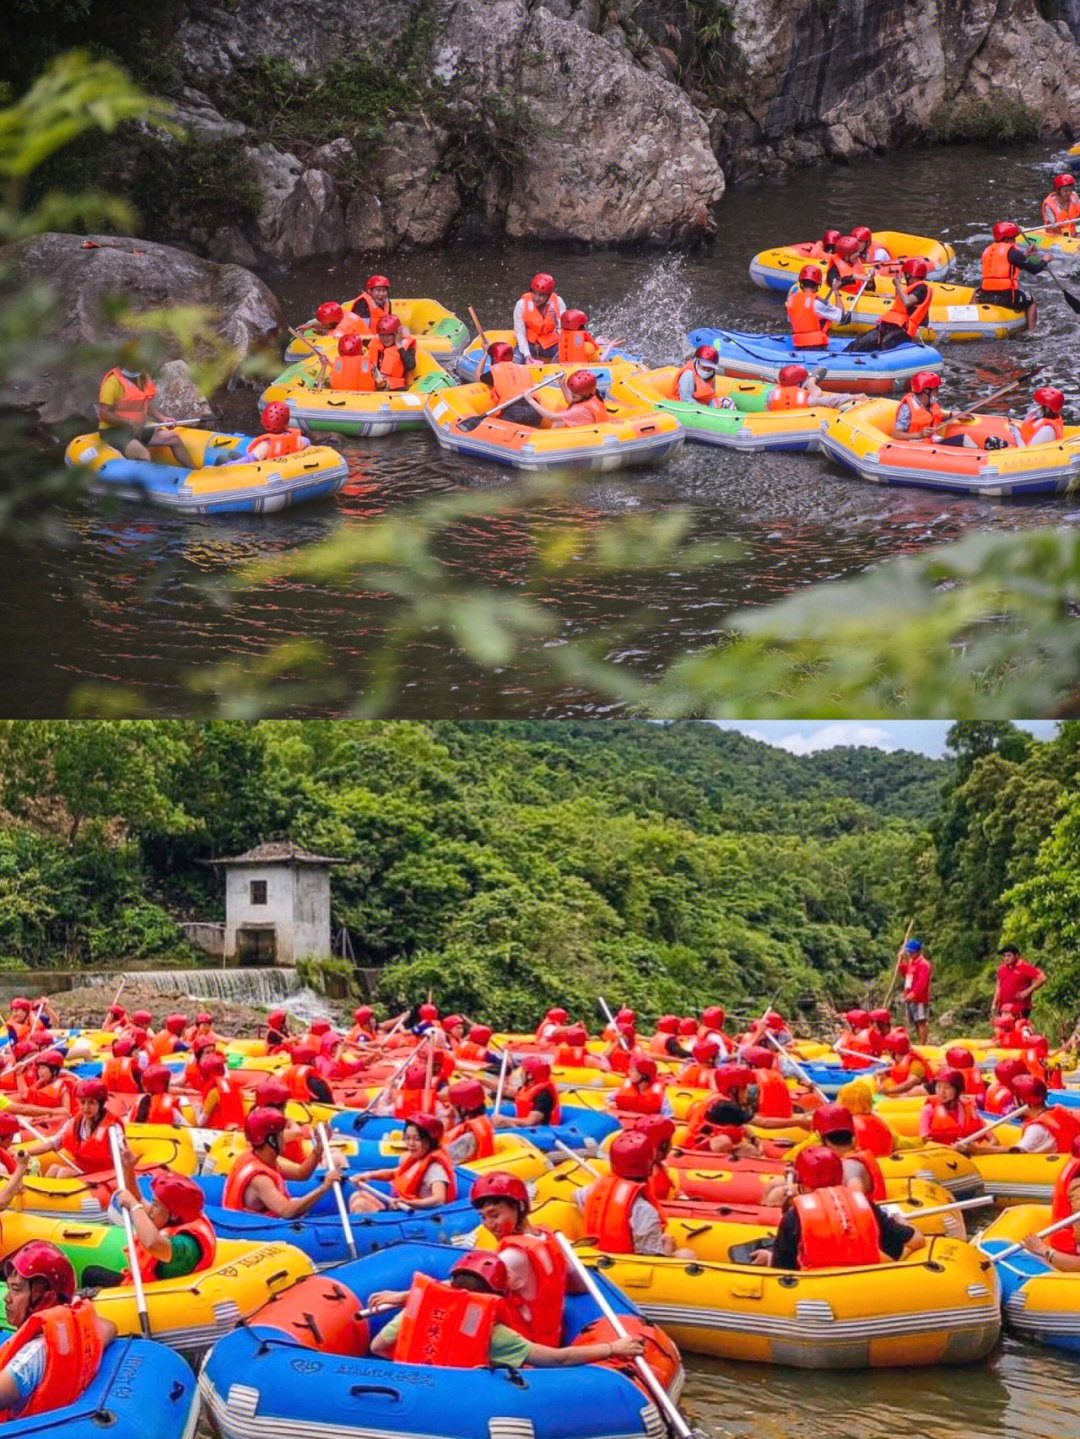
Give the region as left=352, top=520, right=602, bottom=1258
left=108, top=1127, right=152, bottom=1338
left=317, top=1121, right=357, bottom=1260
left=990, top=1207, right=1080, bottom=1264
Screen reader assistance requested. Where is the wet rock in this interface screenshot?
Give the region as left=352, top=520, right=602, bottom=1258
left=208, top=225, right=260, bottom=268
left=154, top=359, right=215, bottom=420
left=246, top=146, right=346, bottom=263
left=166, top=86, right=249, bottom=143
left=344, top=191, right=390, bottom=252
left=372, top=122, right=462, bottom=247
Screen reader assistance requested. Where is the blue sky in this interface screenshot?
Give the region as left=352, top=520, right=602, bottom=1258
left=710, top=720, right=1059, bottom=758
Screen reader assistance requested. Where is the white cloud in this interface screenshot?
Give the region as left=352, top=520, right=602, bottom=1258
left=772, top=724, right=899, bottom=756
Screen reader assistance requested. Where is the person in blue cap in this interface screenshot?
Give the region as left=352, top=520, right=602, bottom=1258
left=898, top=938, right=932, bottom=1044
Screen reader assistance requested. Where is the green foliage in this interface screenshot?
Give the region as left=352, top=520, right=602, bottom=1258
left=927, top=97, right=1040, bottom=146
left=297, top=954, right=358, bottom=998
left=128, top=136, right=262, bottom=243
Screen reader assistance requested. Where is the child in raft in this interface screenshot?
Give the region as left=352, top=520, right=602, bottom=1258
left=348, top=1112, right=457, bottom=1213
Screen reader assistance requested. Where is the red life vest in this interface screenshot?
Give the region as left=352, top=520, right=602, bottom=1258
left=558, top=330, right=598, bottom=363
left=677, top=1063, right=717, bottom=1089
left=922, top=1097, right=980, bottom=1144
left=282, top=1065, right=319, bottom=1102
left=582, top=1175, right=653, bottom=1253
left=390, top=1149, right=457, bottom=1201
left=753, top=1068, right=793, bottom=1119
left=839, top=1030, right=876, bottom=1071
left=335, top=308, right=374, bottom=339
left=23, top=1078, right=71, bottom=1112
left=201, top=1075, right=246, bottom=1131
left=563, top=395, right=608, bottom=426
left=520, top=294, right=560, bottom=350
left=846, top=1147, right=886, bottom=1200
left=330, top=353, right=375, bottom=391
left=100, top=368, right=156, bottom=428
left=885, top=1052, right=931, bottom=1086
left=1024, top=1106, right=1080, bottom=1152
left=786, top=290, right=830, bottom=347
left=454, top=1040, right=490, bottom=1064
left=1049, top=1154, right=1080, bottom=1253
left=648, top=1163, right=674, bottom=1203
left=515, top=1080, right=561, bottom=1125
left=670, top=364, right=716, bottom=403
left=1041, top=193, right=1080, bottom=235
left=368, top=339, right=413, bottom=390
left=393, top=1273, right=508, bottom=1367
left=613, top=1084, right=663, bottom=1116
left=222, top=1150, right=289, bottom=1212
left=766, top=385, right=810, bottom=411
left=103, top=1056, right=140, bottom=1095
left=57, top=1114, right=120, bottom=1175
left=499, top=1229, right=566, bottom=1346
left=134, top=1092, right=183, bottom=1126
left=793, top=1185, right=882, bottom=1268
left=148, top=1032, right=179, bottom=1062
left=884, top=284, right=933, bottom=337
left=607, top=1045, right=632, bottom=1075
left=445, top=1115, right=496, bottom=1159
left=0, top=1300, right=104, bottom=1420
left=1017, top=414, right=1065, bottom=446
left=980, top=242, right=1019, bottom=295
left=129, top=1213, right=217, bottom=1283
left=555, top=1044, right=588, bottom=1067
left=683, top=1097, right=743, bottom=1150
left=252, top=430, right=305, bottom=458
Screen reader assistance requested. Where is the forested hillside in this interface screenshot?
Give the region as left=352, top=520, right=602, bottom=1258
left=0, top=721, right=1075, bottom=1031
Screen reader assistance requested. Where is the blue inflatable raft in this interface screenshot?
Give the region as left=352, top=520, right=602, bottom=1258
left=199, top=1241, right=682, bottom=1439
left=329, top=1106, right=619, bottom=1153
left=687, top=328, right=943, bottom=396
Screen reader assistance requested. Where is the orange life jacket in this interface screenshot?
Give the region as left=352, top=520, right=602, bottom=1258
left=133, top=1092, right=183, bottom=1127
left=851, top=1111, right=894, bottom=1156
left=130, top=1213, right=217, bottom=1283
left=103, top=1056, right=140, bottom=1095
left=677, top=1063, right=717, bottom=1089
left=564, top=395, right=608, bottom=426
left=23, top=1078, right=71, bottom=1111
left=1017, top=414, right=1065, bottom=446
left=582, top=1175, right=655, bottom=1253
left=646, top=1033, right=677, bottom=1057
left=353, top=293, right=389, bottom=328
left=839, top=1030, right=876, bottom=1070
left=980, top=241, right=1019, bottom=295
left=252, top=430, right=305, bottom=458
left=670, top=364, right=716, bottom=404
left=335, top=308, right=374, bottom=338
left=786, top=290, right=830, bottom=347
left=393, top=1084, right=436, bottom=1120
left=885, top=1051, right=931, bottom=1085
left=454, top=1039, right=490, bottom=1064
left=223, top=1150, right=289, bottom=1212
left=752, top=1068, right=793, bottom=1119
left=793, top=1185, right=882, bottom=1268
left=393, top=1273, right=508, bottom=1367
left=846, top=1146, right=887, bottom=1201
left=922, top=1097, right=980, bottom=1144
left=390, top=1149, right=457, bottom=1201
left=367, top=338, right=413, bottom=390
left=1049, top=1154, right=1080, bottom=1253
left=555, top=1044, right=588, bottom=1067
left=515, top=1079, right=561, bottom=1125
left=884, top=284, right=933, bottom=337
left=607, top=1044, right=632, bottom=1075
left=148, top=1032, right=179, bottom=1062
left=446, top=1115, right=496, bottom=1159
left=100, top=368, right=156, bottom=428
left=282, top=1064, right=319, bottom=1102
left=613, top=1084, right=664, bottom=1117
left=201, top=1075, right=246, bottom=1131
left=520, top=294, right=560, bottom=350
left=1024, top=1106, right=1080, bottom=1152
left=0, top=1300, right=104, bottom=1419
left=347, top=1024, right=377, bottom=1046
left=558, top=330, right=598, bottom=363
left=330, top=353, right=376, bottom=391
left=57, top=1114, right=120, bottom=1175
left=499, top=1229, right=566, bottom=1346
left=1041, top=193, right=1080, bottom=235
left=766, top=385, right=810, bottom=411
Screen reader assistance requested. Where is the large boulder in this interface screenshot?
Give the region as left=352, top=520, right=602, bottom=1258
left=245, top=146, right=346, bottom=263
left=0, top=233, right=281, bottom=424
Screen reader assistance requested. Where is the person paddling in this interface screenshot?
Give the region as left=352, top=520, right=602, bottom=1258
left=974, top=222, right=1046, bottom=332
left=478, top=341, right=545, bottom=427
left=849, top=258, right=933, bottom=353
left=222, top=1107, right=344, bottom=1217
left=97, top=358, right=194, bottom=468
left=348, top=1112, right=456, bottom=1213
left=529, top=370, right=609, bottom=427
left=112, top=1161, right=217, bottom=1282
left=369, top=315, right=417, bottom=390
left=786, top=265, right=845, bottom=348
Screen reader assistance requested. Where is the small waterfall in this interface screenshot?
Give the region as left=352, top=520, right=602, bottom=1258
left=87, top=968, right=304, bottom=1006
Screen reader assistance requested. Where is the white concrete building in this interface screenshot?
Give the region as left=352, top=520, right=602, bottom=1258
left=207, top=842, right=343, bottom=966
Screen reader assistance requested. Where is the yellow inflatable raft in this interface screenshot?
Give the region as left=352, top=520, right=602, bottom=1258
left=454, top=331, right=644, bottom=390
left=825, top=280, right=1027, bottom=343
left=261, top=349, right=454, bottom=437
left=750, top=232, right=955, bottom=291
left=608, top=368, right=835, bottom=452
left=979, top=1203, right=1080, bottom=1354
left=14, top=1126, right=197, bottom=1219
left=285, top=298, right=470, bottom=362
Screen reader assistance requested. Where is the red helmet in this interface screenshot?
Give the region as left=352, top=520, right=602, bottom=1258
left=713, top=1064, right=754, bottom=1093
left=36, top=1049, right=64, bottom=1071
left=488, top=341, right=514, bottom=364
left=836, top=235, right=861, bottom=260
left=778, top=364, right=809, bottom=386
left=195, top=1012, right=213, bottom=1026
left=799, top=264, right=823, bottom=285
left=267, top=1010, right=287, bottom=1028
left=566, top=369, right=598, bottom=398
left=794, top=1145, right=844, bottom=1189
left=11, top=1042, right=32, bottom=1061
left=883, top=1029, right=910, bottom=1054
left=993, top=221, right=1021, bottom=242
left=1054, top=173, right=1075, bottom=190
left=443, top=1014, right=465, bottom=1034
left=366, top=275, right=391, bottom=291
left=845, top=1009, right=869, bottom=1028
left=309, top=1019, right=331, bottom=1036
left=530, top=273, right=555, bottom=296
left=403, top=1058, right=428, bottom=1088
left=418, top=1002, right=438, bottom=1021
left=694, top=344, right=719, bottom=365
left=3, top=1242, right=76, bottom=1306
left=813, top=1103, right=855, bottom=1138
left=561, top=308, right=589, bottom=331
left=692, top=1040, right=719, bottom=1064
left=131, top=1010, right=152, bottom=1026
left=255, top=1078, right=291, bottom=1108
left=630, top=1052, right=658, bottom=1081
left=564, top=1023, right=588, bottom=1045
left=677, top=1017, right=698, bottom=1036
left=901, top=257, right=929, bottom=280
left=470, top=1171, right=528, bottom=1209
left=821, top=229, right=842, bottom=247
left=199, top=1049, right=225, bottom=1075
left=521, top=1055, right=551, bottom=1080
left=741, top=1044, right=774, bottom=1070
left=0, top=1114, right=21, bottom=1141
left=1034, top=386, right=1065, bottom=414
left=637, top=1114, right=676, bottom=1148
left=546, top=1008, right=569, bottom=1024
left=701, top=1005, right=724, bottom=1027
left=405, top=1112, right=444, bottom=1145
left=945, top=1046, right=974, bottom=1069
left=656, top=1016, right=679, bottom=1035
left=316, top=301, right=344, bottom=327
left=140, top=1064, right=171, bottom=1094
left=994, top=1057, right=1027, bottom=1085
left=293, top=1044, right=319, bottom=1068
left=764, top=1012, right=786, bottom=1032
left=469, top=1024, right=492, bottom=1044
left=937, top=1068, right=966, bottom=1095
left=375, top=314, right=402, bottom=337
left=616, top=1007, right=637, bottom=1024
left=869, top=1009, right=892, bottom=1025
left=448, top=1079, right=485, bottom=1112
left=450, top=1250, right=509, bottom=1293
left=130, top=1028, right=149, bottom=1048
left=353, top=1006, right=374, bottom=1024
left=910, top=372, right=941, bottom=395
left=76, top=1079, right=108, bottom=1105
left=1012, top=1075, right=1047, bottom=1106
left=338, top=332, right=365, bottom=356
left=192, top=1034, right=215, bottom=1054
left=851, top=226, right=873, bottom=244
left=112, top=1037, right=135, bottom=1057
left=151, top=1172, right=205, bottom=1223
left=164, top=1014, right=187, bottom=1035
left=10, top=999, right=30, bottom=1012
left=609, top=1129, right=654, bottom=1180
left=616, top=1020, right=636, bottom=1037
left=106, top=1004, right=125, bottom=1018
left=245, top=1107, right=288, bottom=1148
left=320, top=1033, right=340, bottom=1056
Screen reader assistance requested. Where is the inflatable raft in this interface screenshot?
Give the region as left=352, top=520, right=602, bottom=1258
left=285, top=298, right=470, bottom=362
left=455, top=331, right=642, bottom=389
left=65, top=428, right=348, bottom=515
left=824, top=281, right=1028, bottom=343
left=749, top=232, right=955, bottom=292
left=330, top=1106, right=620, bottom=1154
left=11, top=1336, right=200, bottom=1439
left=819, top=398, right=1080, bottom=498
left=200, top=1241, right=682, bottom=1439
left=424, top=382, right=684, bottom=472
left=260, top=350, right=454, bottom=437
left=979, top=1204, right=1080, bottom=1353
left=686, top=328, right=942, bottom=396
left=608, top=368, right=834, bottom=451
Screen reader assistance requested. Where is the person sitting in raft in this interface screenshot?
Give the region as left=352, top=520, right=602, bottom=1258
left=4, top=1048, right=75, bottom=1121
left=825, top=234, right=871, bottom=294
left=834, top=1079, right=895, bottom=1155
left=102, top=1036, right=141, bottom=1095
left=0, top=1242, right=116, bottom=1420
left=130, top=1063, right=187, bottom=1128
left=348, top=1111, right=457, bottom=1213
left=529, top=369, right=609, bottom=427
left=311, top=301, right=345, bottom=336
left=961, top=1075, right=1080, bottom=1156
left=751, top=1146, right=922, bottom=1269
left=636, top=1113, right=678, bottom=1202
left=575, top=1130, right=696, bottom=1259
left=349, top=275, right=394, bottom=330
left=942, top=1046, right=986, bottom=1104
left=766, top=363, right=860, bottom=410
left=918, top=1067, right=982, bottom=1145
left=667, top=344, right=734, bottom=408
left=558, top=310, right=606, bottom=364
left=1041, top=173, right=1080, bottom=236
left=368, top=315, right=417, bottom=390
left=850, top=225, right=893, bottom=265
left=477, top=341, right=545, bottom=427
left=807, top=1102, right=888, bottom=1199
left=848, top=257, right=933, bottom=353
left=148, top=1012, right=189, bottom=1062
left=492, top=1054, right=562, bottom=1129
left=681, top=1071, right=763, bottom=1157
left=192, top=1048, right=246, bottom=1130
left=536, top=1007, right=570, bottom=1043
left=443, top=1079, right=496, bottom=1164
left=1022, top=1135, right=1080, bottom=1270
left=222, top=1107, right=344, bottom=1216
left=1009, top=386, right=1066, bottom=447
left=808, top=228, right=842, bottom=264
left=5, top=998, right=41, bottom=1044
left=678, top=1038, right=721, bottom=1089
left=456, top=1022, right=498, bottom=1066
left=265, top=1008, right=293, bottom=1051
left=876, top=1029, right=932, bottom=1096
left=892, top=373, right=984, bottom=447
left=112, top=1158, right=217, bottom=1282
left=22, top=1079, right=121, bottom=1178
left=97, top=358, right=195, bottom=468
left=740, top=1043, right=808, bottom=1122
left=786, top=265, right=845, bottom=348
left=974, top=221, right=1047, bottom=332
left=610, top=1052, right=669, bottom=1119
left=185, top=1012, right=221, bottom=1047
left=370, top=1249, right=643, bottom=1368
left=468, top=1172, right=576, bottom=1341
left=513, top=272, right=566, bottom=362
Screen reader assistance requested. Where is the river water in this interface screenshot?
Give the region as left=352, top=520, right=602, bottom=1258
left=5, top=141, right=1080, bottom=717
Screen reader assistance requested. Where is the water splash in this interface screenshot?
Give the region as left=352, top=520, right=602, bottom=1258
left=589, top=253, right=695, bottom=368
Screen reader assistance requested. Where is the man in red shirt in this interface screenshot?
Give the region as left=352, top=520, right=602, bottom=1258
left=993, top=946, right=1045, bottom=1020
left=898, top=938, right=932, bottom=1044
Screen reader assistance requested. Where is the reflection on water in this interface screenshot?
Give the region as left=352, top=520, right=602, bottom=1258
left=3, top=142, right=1080, bottom=716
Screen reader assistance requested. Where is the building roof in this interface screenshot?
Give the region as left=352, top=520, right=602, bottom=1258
left=204, top=841, right=344, bottom=867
